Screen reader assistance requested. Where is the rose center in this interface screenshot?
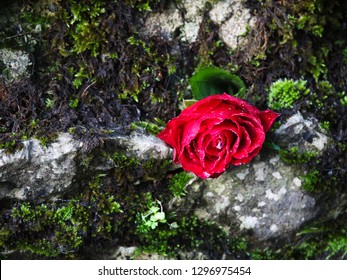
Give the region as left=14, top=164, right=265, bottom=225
left=215, top=136, right=224, bottom=149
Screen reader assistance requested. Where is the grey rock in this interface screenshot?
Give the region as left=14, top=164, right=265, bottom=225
left=0, top=130, right=171, bottom=201
left=274, top=112, right=329, bottom=153
left=115, top=131, right=172, bottom=161
left=144, top=0, right=255, bottom=48
left=187, top=156, right=316, bottom=240
left=0, top=133, right=80, bottom=201
left=110, top=246, right=208, bottom=260
left=209, top=0, right=256, bottom=49
left=0, top=48, right=32, bottom=83
left=110, top=246, right=138, bottom=260
left=170, top=112, right=332, bottom=241
left=144, top=0, right=207, bottom=43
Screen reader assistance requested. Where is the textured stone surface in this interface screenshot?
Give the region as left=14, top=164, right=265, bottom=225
left=0, top=131, right=171, bottom=201
left=115, top=131, right=172, bottom=161
left=170, top=112, right=331, bottom=241
left=209, top=0, right=256, bottom=49
left=144, top=0, right=255, bottom=48
left=274, top=112, right=329, bottom=153
left=184, top=155, right=317, bottom=240
left=0, top=133, right=80, bottom=201
left=0, top=48, right=31, bottom=83
left=144, top=0, right=207, bottom=43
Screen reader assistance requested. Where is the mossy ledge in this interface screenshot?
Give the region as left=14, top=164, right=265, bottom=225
left=0, top=131, right=237, bottom=259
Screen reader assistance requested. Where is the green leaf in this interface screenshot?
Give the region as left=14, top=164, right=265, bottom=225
left=189, top=67, right=246, bottom=100
left=183, top=99, right=198, bottom=108
left=153, top=212, right=165, bottom=221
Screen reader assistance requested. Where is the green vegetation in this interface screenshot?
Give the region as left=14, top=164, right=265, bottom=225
left=189, top=67, right=246, bottom=100
left=287, top=219, right=347, bottom=259
left=301, top=170, right=321, bottom=192
left=267, top=79, right=309, bottom=110
left=131, top=119, right=165, bottom=135
left=125, top=0, right=161, bottom=11
left=137, top=213, right=229, bottom=258
left=0, top=175, right=123, bottom=257
left=67, top=0, right=106, bottom=56
left=168, top=171, right=193, bottom=197
left=136, top=195, right=167, bottom=234
left=279, top=146, right=317, bottom=165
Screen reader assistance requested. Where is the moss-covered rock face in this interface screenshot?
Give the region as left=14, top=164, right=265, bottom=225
left=1, top=0, right=347, bottom=260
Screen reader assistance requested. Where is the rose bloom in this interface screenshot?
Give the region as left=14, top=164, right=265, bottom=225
left=158, top=93, right=279, bottom=179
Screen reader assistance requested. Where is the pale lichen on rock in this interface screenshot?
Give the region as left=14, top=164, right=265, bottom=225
left=171, top=112, right=333, bottom=241
left=144, top=0, right=255, bottom=49
left=0, top=49, right=31, bottom=83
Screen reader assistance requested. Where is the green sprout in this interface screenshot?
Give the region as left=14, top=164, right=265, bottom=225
left=137, top=199, right=166, bottom=233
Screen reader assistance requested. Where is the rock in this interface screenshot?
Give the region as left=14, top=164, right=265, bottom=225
left=170, top=112, right=332, bottom=241
left=0, top=130, right=171, bottom=202
left=144, top=2, right=183, bottom=40
left=0, top=48, right=32, bottom=83
left=184, top=155, right=317, bottom=240
left=209, top=0, right=256, bottom=49
left=110, top=246, right=137, bottom=260
left=0, top=133, right=80, bottom=201
left=274, top=112, right=329, bottom=153
left=144, top=0, right=207, bottom=43
left=144, top=0, right=255, bottom=48
left=115, top=131, right=171, bottom=161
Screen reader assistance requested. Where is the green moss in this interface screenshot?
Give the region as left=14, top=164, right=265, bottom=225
left=279, top=146, right=317, bottom=164
left=142, top=158, right=172, bottom=181
left=168, top=171, right=193, bottom=198
left=250, top=248, right=278, bottom=260
left=0, top=140, right=18, bottom=154
left=0, top=174, right=123, bottom=258
left=103, top=149, right=172, bottom=183
left=69, top=1, right=106, bottom=56
left=136, top=213, right=229, bottom=258
left=320, top=121, right=331, bottom=131
left=267, top=79, right=309, bottom=110
left=124, top=0, right=161, bottom=11
left=289, top=219, right=347, bottom=259
left=301, top=170, right=322, bottom=192
left=131, top=120, right=164, bottom=135
left=107, top=151, right=140, bottom=184
left=136, top=194, right=167, bottom=234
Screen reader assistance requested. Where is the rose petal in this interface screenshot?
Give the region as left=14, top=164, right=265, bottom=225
left=233, top=126, right=251, bottom=159
left=180, top=98, right=224, bottom=116
left=179, top=145, right=206, bottom=177
left=236, top=118, right=265, bottom=152
left=231, top=146, right=262, bottom=166
left=258, top=110, right=280, bottom=132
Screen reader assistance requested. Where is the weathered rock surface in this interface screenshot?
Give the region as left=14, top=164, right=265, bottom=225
left=0, top=48, right=32, bottom=83
left=209, top=0, right=256, bottom=49
left=274, top=112, right=329, bottom=153
left=177, top=155, right=316, bottom=241
left=169, top=112, right=334, bottom=241
left=0, top=133, right=80, bottom=201
left=144, top=0, right=255, bottom=48
left=0, top=131, right=171, bottom=202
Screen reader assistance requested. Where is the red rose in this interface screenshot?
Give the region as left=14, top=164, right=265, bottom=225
left=158, top=93, right=279, bottom=179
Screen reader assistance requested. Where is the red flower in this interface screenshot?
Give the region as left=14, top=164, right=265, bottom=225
left=158, top=93, right=279, bottom=179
